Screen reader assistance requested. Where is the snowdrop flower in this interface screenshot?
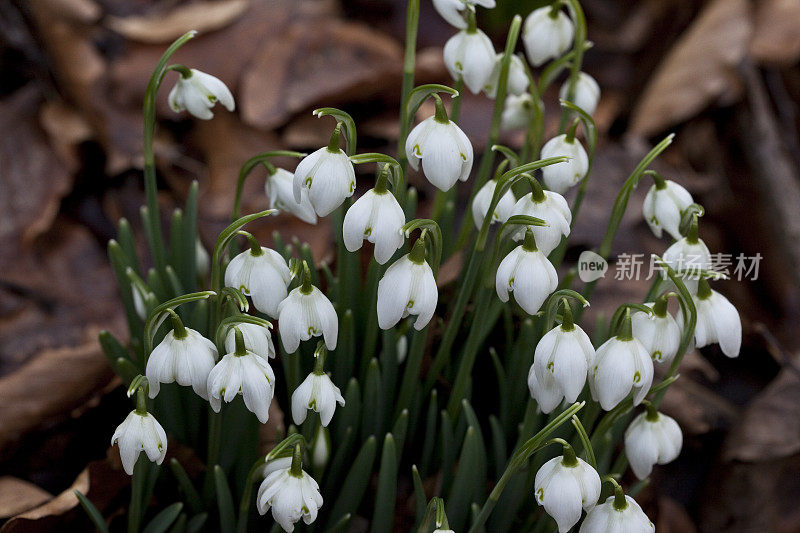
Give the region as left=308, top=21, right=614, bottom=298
left=589, top=311, right=653, bottom=410
left=643, top=176, right=693, bottom=240
left=146, top=313, right=218, bottom=399
left=501, top=93, right=535, bottom=130
left=111, top=389, right=167, bottom=475
left=523, top=6, right=574, bottom=67
left=580, top=488, right=654, bottom=533
left=631, top=296, right=681, bottom=364
left=662, top=216, right=711, bottom=292
left=277, top=266, right=338, bottom=352
left=511, top=185, right=571, bottom=255
left=257, top=446, right=323, bottom=532
left=443, top=27, right=496, bottom=94
left=406, top=95, right=473, bottom=191
left=261, top=456, right=293, bottom=479
left=540, top=132, right=589, bottom=194
left=484, top=54, right=529, bottom=98
left=292, top=350, right=345, bottom=426
left=293, top=124, right=356, bottom=217
left=530, top=305, right=595, bottom=413
left=625, top=404, right=683, bottom=479
left=207, top=328, right=275, bottom=423
left=433, top=0, right=495, bottom=29
left=534, top=444, right=601, bottom=533
left=224, top=321, right=275, bottom=360
left=560, top=72, right=601, bottom=115
left=168, top=68, right=234, bottom=120
left=343, top=183, right=405, bottom=264
left=678, top=279, right=741, bottom=357
left=496, top=229, right=558, bottom=315
left=266, top=168, right=317, bottom=224
left=225, top=242, right=291, bottom=318
left=377, top=237, right=438, bottom=330
left=471, top=178, right=515, bottom=229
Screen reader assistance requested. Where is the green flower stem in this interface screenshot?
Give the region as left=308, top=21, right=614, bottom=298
left=397, top=0, right=420, bottom=194
left=235, top=456, right=267, bottom=533
left=205, top=408, right=223, bottom=491
left=571, top=414, right=597, bottom=468
left=231, top=150, right=306, bottom=220
left=558, top=0, right=587, bottom=133
left=127, top=455, right=147, bottom=533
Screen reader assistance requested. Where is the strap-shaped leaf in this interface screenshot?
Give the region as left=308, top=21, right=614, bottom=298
left=325, top=435, right=377, bottom=529
left=446, top=427, right=481, bottom=531
left=213, top=466, right=235, bottom=533
left=142, top=502, right=183, bottom=533
left=169, top=459, right=203, bottom=514
left=74, top=490, right=109, bottom=533
left=370, top=434, right=398, bottom=533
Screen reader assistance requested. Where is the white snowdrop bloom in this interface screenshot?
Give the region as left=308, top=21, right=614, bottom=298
left=631, top=300, right=681, bottom=364
left=484, top=53, right=529, bottom=98
left=266, top=168, right=317, bottom=224
left=643, top=179, right=693, bottom=240
left=579, top=493, right=654, bottom=533
left=662, top=226, right=711, bottom=293
left=433, top=0, right=495, bottom=29
left=471, top=178, right=516, bottom=229
left=111, top=409, right=167, bottom=475
left=207, top=330, right=276, bottom=423
left=678, top=281, right=741, bottom=358
left=523, top=6, right=574, bottom=67
left=540, top=134, right=589, bottom=194
left=496, top=231, right=558, bottom=315
left=443, top=28, right=496, bottom=94
left=257, top=461, right=323, bottom=532
left=292, top=371, right=345, bottom=426
left=277, top=284, right=338, bottom=353
left=292, top=127, right=356, bottom=217
left=559, top=72, right=601, bottom=115
left=377, top=241, right=438, bottom=331
left=501, top=93, right=535, bottom=130
left=534, top=452, right=601, bottom=533
left=625, top=408, right=683, bottom=480
left=531, top=320, right=595, bottom=413
left=589, top=314, right=653, bottom=410
left=224, top=322, right=274, bottom=360
left=168, top=69, right=234, bottom=120
left=510, top=189, right=572, bottom=255
left=343, top=188, right=405, bottom=264
left=225, top=247, right=290, bottom=318
left=146, top=323, right=218, bottom=400
left=406, top=98, right=473, bottom=191
left=195, top=238, right=210, bottom=278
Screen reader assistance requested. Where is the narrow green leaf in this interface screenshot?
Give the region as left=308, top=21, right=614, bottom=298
left=370, top=434, right=398, bottom=533
left=361, top=359, right=383, bottom=441
left=325, top=436, right=377, bottom=529
left=419, top=390, right=438, bottom=478
left=489, top=415, right=507, bottom=480
left=326, top=426, right=355, bottom=491
left=169, top=459, right=202, bottom=514
left=74, top=490, right=109, bottom=533
left=181, top=181, right=199, bottom=291
left=446, top=427, right=480, bottom=531
left=167, top=513, right=186, bottom=533
left=186, top=513, right=207, bottom=533
left=117, top=218, right=140, bottom=274
left=440, top=410, right=455, bottom=493
left=336, top=378, right=360, bottom=445
left=214, top=466, right=235, bottom=533
left=391, top=410, right=409, bottom=464
left=333, top=310, right=354, bottom=385
left=328, top=513, right=352, bottom=533
left=142, top=502, right=183, bottom=533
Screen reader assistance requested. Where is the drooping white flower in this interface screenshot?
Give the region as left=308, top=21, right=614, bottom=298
left=224, top=322, right=275, bottom=360
left=531, top=321, right=596, bottom=413
left=266, top=168, right=317, bottom=224
left=631, top=300, right=681, bottom=364
left=534, top=452, right=601, bottom=533
left=292, top=371, right=345, bottom=426
left=589, top=315, right=654, bottom=410
left=111, top=409, right=167, bottom=475
left=277, top=284, right=338, bottom=353
left=257, top=461, right=323, bottom=532
left=510, top=189, right=572, bottom=255
left=433, top=0, right=496, bottom=29
left=579, top=494, right=654, bottom=533
left=377, top=242, right=438, bottom=331
left=146, top=324, right=218, bottom=399
left=662, top=222, right=711, bottom=293
left=225, top=247, right=291, bottom=318
left=678, top=281, right=741, bottom=358
left=471, top=178, right=516, bottom=229
left=343, top=188, right=405, bottom=264
left=168, top=69, right=234, bottom=120
left=559, top=72, right=601, bottom=115
left=443, top=28, right=496, bottom=94
left=625, top=408, right=683, bottom=480
left=496, top=232, right=558, bottom=315
left=406, top=98, right=473, bottom=191
left=523, top=6, right=574, bottom=67
left=540, top=134, right=589, bottom=194
left=643, top=179, right=693, bottom=240
left=293, top=127, right=356, bottom=217
left=207, top=341, right=276, bottom=423
left=501, top=93, right=535, bottom=130
left=484, top=53, right=529, bottom=98
left=261, top=456, right=293, bottom=479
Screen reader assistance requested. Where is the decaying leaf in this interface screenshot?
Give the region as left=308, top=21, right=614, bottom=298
left=0, top=477, right=52, bottom=519
left=750, top=0, right=800, bottom=65
left=657, top=497, right=697, bottom=533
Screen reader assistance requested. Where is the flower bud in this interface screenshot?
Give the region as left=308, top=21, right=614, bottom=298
left=677, top=281, right=741, bottom=358
left=523, top=6, right=574, bottom=67
left=406, top=105, right=473, bottom=191
left=496, top=238, right=558, bottom=315
left=377, top=253, right=438, bottom=331
left=277, top=285, right=338, bottom=353
left=471, top=178, right=516, bottom=230
left=111, top=409, right=167, bottom=475
left=292, top=371, right=345, bottom=427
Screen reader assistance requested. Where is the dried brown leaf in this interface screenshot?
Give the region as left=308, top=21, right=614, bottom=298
left=750, top=0, right=800, bottom=65
left=0, top=477, right=52, bottom=519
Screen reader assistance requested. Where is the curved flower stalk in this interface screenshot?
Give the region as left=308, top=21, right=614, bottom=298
left=293, top=123, right=356, bottom=216
left=677, top=279, right=741, bottom=357
left=207, top=327, right=276, bottom=423
left=168, top=68, right=234, bottom=120
left=510, top=180, right=572, bottom=255
left=471, top=177, right=516, bottom=229
left=540, top=129, right=589, bottom=194
left=485, top=53, right=528, bottom=98
left=257, top=445, right=323, bottom=532
left=443, top=21, right=496, bottom=94
left=662, top=215, right=711, bottom=292
left=631, top=295, right=681, bottom=364
left=624, top=402, right=683, bottom=479
left=406, top=94, right=474, bottom=191
left=559, top=71, right=600, bottom=115
left=433, top=0, right=495, bottom=29
left=277, top=262, right=338, bottom=352
left=643, top=171, right=694, bottom=240
left=266, top=168, right=317, bottom=224
left=377, top=234, right=438, bottom=330
left=523, top=5, right=574, bottom=67
left=291, top=345, right=345, bottom=426
left=224, top=234, right=291, bottom=318
left=111, top=381, right=167, bottom=475
left=223, top=321, right=275, bottom=360
left=580, top=480, right=654, bottom=533
left=496, top=228, right=558, bottom=315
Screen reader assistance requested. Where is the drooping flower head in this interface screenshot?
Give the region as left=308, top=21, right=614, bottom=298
left=225, top=240, right=291, bottom=318
left=678, top=279, right=741, bottom=358
left=277, top=262, right=338, bottom=353
left=377, top=235, right=438, bottom=331
left=540, top=130, right=589, bottom=194
left=223, top=321, right=275, bottom=360
left=266, top=168, right=317, bottom=224
left=631, top=295, right=682, bottom=364
left=291, top=345, right=345, bottom=427
left=560, top=72, right=601, bottom=115
left=484, top=53, right=529, bottom=98
left=472, top=177, right=516, bottom=230
left=257, top=445, right=323, bottom=532
left=168, top=68, right=234, bottom=120
left=433, top=0, right=495, bottom=29
left=443, top=19, right=496, bottom=94
left=624, top=403, right=683, bottom=480
left=111, top=385, right=167, bottom=475
left=523, top=5, right=574, bottom=67
left=496, top=229, right=558, bottom=315
left=579, top=484, right=654, bottom=533
left=343, top=175, right=405, bottom=264
left=510, top=182, right=572, bottom=255
left=643, top=174, right=693, bottom=240
left=662, top=214, right=711, bottom=293
left=501, top=93, right=537, bottom=131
